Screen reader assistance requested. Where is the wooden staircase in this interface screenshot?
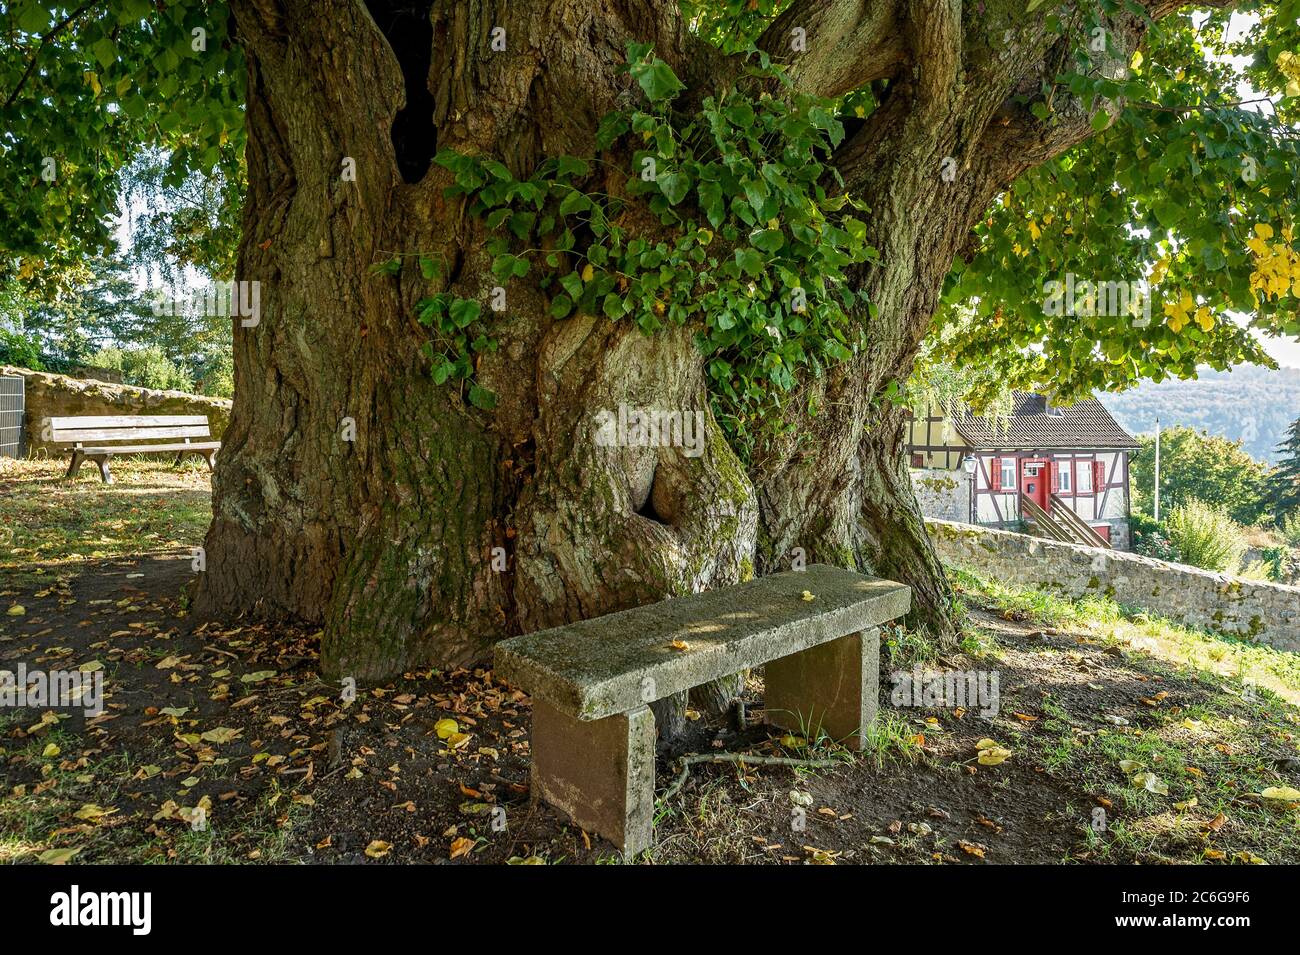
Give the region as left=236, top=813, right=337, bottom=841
left=1021, top=496, right=1111, bottom=549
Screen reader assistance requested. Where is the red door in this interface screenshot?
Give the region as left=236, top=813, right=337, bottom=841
left=1019, top=458, right=1049, bottom=511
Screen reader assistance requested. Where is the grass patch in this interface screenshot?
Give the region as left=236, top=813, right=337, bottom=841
left=0, top=457, right=211, bottom=590
left=949, top=566, right=1300, bottom=704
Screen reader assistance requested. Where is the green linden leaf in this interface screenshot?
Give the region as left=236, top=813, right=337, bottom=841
left=631, top=57, right=685, bottom=103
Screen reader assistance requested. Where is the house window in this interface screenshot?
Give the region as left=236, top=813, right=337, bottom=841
left=999, top=459, right=1016, bottom=488
left=1076, top=460, right=1092, bottom=492
left=1058, top=463, right=1071, bottom=492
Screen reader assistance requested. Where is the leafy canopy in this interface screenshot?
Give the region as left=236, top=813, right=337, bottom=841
left=945, top=1, right=1300, bottom=402
left=5, top=0, right=1300, bottom=421
left=1, top=0, right=243, bottom=284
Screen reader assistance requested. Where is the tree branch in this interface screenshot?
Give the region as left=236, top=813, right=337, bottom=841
left=756, top=0, right=905, bottom=98
left=905, top=0, right=961, bottom=115
left=4, top=0, right=100, bottom=110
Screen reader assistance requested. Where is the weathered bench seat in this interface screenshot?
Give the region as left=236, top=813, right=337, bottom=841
left=53, top=415, right=220, bottom=484
left=494, top=564, right=911, bottom=855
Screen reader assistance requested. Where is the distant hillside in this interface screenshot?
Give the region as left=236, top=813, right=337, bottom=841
left=1098, top=365, right=1300, bottom=463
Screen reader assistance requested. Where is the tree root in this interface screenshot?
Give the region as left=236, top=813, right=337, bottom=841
left=658, top=752, right=842, bottom=804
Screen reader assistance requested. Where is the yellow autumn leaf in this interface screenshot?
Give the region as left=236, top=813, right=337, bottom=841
left=449, top=836, right=475, bottom=859
left=976, top=739, right=1011, bottom=765
left=6, top=605, right=24, bottom=616
left=73, top=803, right=116, bottom=822
left=581, top=263, right=594, bottom=282
left=1163, top=289, right=1194, bottom=332
left=1027, top=220, right=1041, bottom=240
left=39, top=847, right=82, bottom=865
left=42, top=743, right=60, bottom=758
left=434, top=718, right=459, bottom=739
left=669, top=639, right=690, bottom=650
left=200, top=727, right=242, bottom=744
left=1132, top=771, right=1169, bottom=795
left=1260, top=786, right=1300, bottom=802
left=800, top=591, right=815, bottom=602
left=1195, top=306, right=1215, bottom=332
left=364, top=839, right=391, bottom=858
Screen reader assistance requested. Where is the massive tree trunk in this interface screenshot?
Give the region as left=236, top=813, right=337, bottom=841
left=196, top=0, right=1167, bottom=683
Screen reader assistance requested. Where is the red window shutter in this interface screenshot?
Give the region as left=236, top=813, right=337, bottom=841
left=990, top=457, right=1001, bottom=491
left=1050, top=461, right=1060, bottom=493
left=1094, top=460, right=1105, bottom=494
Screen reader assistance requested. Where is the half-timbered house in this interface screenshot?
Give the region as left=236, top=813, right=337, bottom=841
left=906, top=393, right=1139, bottom=550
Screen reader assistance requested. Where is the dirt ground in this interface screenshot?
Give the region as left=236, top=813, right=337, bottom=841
left=3, top=460, right=1299, bottom=864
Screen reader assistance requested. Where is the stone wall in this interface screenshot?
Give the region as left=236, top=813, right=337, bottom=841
left=1, top=365, right=232, bottom=456
left=909, top=468, right=972, bottom=523
left=927, top=518, right=1300, bottom=653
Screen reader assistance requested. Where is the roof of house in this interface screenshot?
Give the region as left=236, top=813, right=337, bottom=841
left=952, top=392, right=1140, bottom=451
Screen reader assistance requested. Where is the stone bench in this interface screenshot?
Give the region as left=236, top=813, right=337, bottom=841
left=494, top=564, right=911, bottom=856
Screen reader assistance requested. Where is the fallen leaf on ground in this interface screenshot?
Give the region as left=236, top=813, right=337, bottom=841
left=1260, top=786, right=1300, bottom=803
left=38, top=847, right=81, bottom=864
left=975, top=739, right=1011, bottom=766
left=1132, top=771, right=1169, bottom=795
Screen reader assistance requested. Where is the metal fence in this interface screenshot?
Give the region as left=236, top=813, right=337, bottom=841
left=0, top=375, right=24, bottom=458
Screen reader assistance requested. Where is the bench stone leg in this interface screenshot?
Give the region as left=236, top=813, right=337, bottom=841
left=529, top=700, right=655, bottom=857
left=764, top=627, right=879, bottom=751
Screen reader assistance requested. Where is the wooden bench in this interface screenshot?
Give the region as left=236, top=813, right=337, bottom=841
left=52, top=415, right=221, bottom=485
left=494, top=564, right=911, bottom=856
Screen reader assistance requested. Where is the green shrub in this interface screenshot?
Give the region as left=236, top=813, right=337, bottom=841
left=0, top=327, right=45, bottom=370
left=1280, top=513, right=1300, bottom=548
left=1165, top=500, right=1247, bottom=573
left=1130, top=510, right=1179, bottom=562
left=89, top=346, right=193, bottom=393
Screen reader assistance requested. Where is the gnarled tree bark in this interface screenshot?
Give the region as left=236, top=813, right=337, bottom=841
left=196, top=0, right=1206, bottom=695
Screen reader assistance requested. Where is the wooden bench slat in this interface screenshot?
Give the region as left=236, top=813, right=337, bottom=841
left=48, top=415, right=209, bottom=428
left=80, top=442, right=220, bottom=454
left=494, top=565, right=910, bottom=721
left=53, top=426, right=212, bottom=443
